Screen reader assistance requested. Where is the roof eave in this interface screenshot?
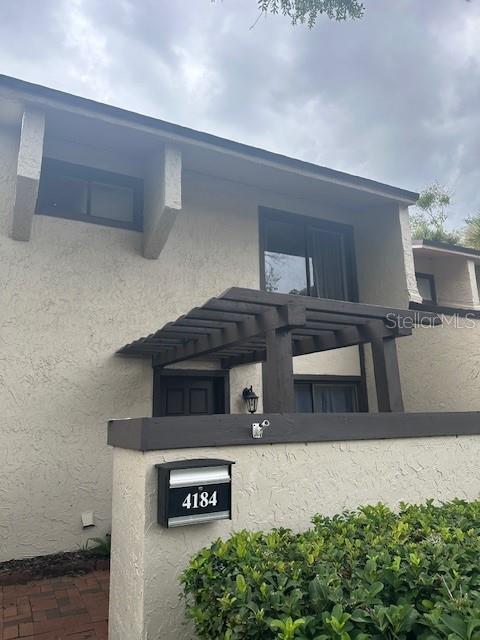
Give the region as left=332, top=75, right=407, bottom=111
left=0, top=74, right=419, bottom=205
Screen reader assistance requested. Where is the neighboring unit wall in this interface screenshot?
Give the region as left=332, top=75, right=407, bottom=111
left=398, top=315, right=480, bottom=412
left=109, top=435, right=480, bottom=640
left=401, top=251, right=480, bottom=412
left=414, top=253, right=480, bottom=309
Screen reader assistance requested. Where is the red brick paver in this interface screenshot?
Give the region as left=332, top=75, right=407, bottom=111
left=1, top=571, right=109, bottom=639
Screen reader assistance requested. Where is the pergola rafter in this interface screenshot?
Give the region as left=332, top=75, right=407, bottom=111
left=117, top=287, right=441, bottom=413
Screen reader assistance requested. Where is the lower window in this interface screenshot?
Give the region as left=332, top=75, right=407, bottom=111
left=294, top=377, right=362, bottom=413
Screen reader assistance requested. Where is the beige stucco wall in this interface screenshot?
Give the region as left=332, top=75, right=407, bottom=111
left=0, top=117, right=416, bottom=560
left=109, top=436, right=480, bottom=640
left=398, top=315, right=480, bottom=411
left=0, top=124, right=264, bottom=560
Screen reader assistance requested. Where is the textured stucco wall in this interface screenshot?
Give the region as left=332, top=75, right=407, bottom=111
left=398, top=316, right=480, bottom=411
left=0, top=125, right=265, bottom=560
left=1, top=119, right=415, bottom=560
left=109, top=436, right=480, bottom=640
left=354, top=203, right=410, bottom=309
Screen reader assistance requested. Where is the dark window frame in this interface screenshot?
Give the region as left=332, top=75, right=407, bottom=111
left=152, top=369, right=230, bottom=417
left=258, top=207, right=359, bottom=302
left=415, top=272, right=437, bottom=305
left=294, top=374, right=367, bottom=413
left=36, top=158, right=144, bottom=231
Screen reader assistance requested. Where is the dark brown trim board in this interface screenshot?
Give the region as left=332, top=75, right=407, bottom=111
left=108, top=411, right=480, bottom=452
left=409, top=302, right=480, bottom=318
left=413, top=239, right=480, bottom=258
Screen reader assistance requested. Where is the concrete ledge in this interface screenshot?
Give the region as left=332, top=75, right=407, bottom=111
left=108, top=411, right=480, bottom=451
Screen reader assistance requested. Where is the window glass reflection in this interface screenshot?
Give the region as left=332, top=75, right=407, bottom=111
left=264, top=219, right=307, bottom=294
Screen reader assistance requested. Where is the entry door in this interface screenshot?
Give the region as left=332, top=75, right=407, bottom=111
left=154, top=374, right=226, bottom=417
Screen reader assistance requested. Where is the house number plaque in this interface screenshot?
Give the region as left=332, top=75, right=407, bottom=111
left=156, top=459, right=234, bottom=527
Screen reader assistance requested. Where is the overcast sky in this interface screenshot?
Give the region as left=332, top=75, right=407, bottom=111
left=1, top=0, right=479, bottom=224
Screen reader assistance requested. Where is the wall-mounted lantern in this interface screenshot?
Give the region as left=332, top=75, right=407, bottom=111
left=242, top=386, right=259, bottom=414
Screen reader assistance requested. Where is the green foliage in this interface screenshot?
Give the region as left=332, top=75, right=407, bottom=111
left=257, top=0, right=364, bottom=25
left=464, top=214, right=480, bottom=250
left=82, top=534, right=111, bottom=558
left=181, top=499, right=480, bottom=639
left=410, top=184, right=461, bottom=245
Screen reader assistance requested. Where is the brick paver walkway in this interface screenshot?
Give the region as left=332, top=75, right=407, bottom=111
left=0, top=571, right=109, bottom=639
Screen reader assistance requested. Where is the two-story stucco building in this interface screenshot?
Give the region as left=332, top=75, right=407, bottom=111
left=1, top=74, right=478, bottom=562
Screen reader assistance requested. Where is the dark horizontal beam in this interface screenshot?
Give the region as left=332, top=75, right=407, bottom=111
left=108, top=411, right=480, bottom=452
left=175, top=318, right=238, bottom=330
left=221, top=322, right=411, bottom=368
left=118, top=288, right=440, bottom=358
left=220, top=288, right=441, bottom=325
left=185, top=308, right=254, bottom=324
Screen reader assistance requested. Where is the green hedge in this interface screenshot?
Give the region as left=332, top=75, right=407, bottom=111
left=181, top=500, right=480, bottom=639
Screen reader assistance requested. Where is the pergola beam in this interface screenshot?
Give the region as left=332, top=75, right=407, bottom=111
left=152, top=303, right=306, bottom=367
left=220, top=321, right=412, bottom=369
left=118, top=288, right=440, bottom=413
left=263, top=328, right=295, bottom=412
left=220, top=288, right=441, bottom=325
left=371, top=337, right=404, bottom=412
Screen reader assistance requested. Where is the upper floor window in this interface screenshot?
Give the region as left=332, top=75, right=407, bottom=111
left=415, top=272, right=436, bottom=304
left=260, top=208, right=357, bottom=301
left=36, top=158, right=143, bottom=231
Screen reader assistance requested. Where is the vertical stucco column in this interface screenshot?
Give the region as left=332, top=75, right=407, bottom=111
left=398, top=205, right=422, bottom=304
left=11, top=107, right=45, bottom=241
left=143, top=144, right=182, bottom=259
left=467, top=260, right=480, bottom=309
left=108, top=450, right=147, bottom=640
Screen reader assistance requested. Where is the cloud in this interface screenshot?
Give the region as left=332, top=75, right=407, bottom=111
left=0, top=0, right=479, bottom=222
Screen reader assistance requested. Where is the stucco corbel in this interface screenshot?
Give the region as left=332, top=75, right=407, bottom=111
left=143, top=144, right=182, bottom=259
left=399, top=205, right=422, bottom=303
left=11, top=107, right=45, bottom=241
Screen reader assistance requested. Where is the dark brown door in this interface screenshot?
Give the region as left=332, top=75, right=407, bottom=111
left=153, top=373, right=227, bottom=417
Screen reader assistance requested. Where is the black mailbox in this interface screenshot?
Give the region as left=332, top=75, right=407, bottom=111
left=156, top=459, right=234, bottom=528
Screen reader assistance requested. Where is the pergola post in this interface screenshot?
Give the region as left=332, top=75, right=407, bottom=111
left=263, top=327, right=295, bottom=413
left=371, top=336, right=404, bottom=412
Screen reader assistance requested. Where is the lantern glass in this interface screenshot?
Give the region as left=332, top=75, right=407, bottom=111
left=242, top=386, right=259, bottom=414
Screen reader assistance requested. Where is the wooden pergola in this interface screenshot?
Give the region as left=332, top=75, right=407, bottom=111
left=118, top=288, right=440, bottom=413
